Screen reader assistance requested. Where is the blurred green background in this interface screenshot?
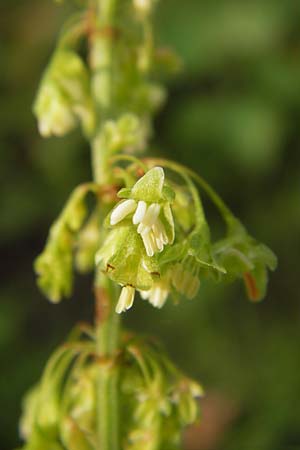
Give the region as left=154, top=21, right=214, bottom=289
left=1, top=0, right=300, bottom=449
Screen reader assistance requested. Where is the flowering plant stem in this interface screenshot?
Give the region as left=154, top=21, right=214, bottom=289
left=92, top=1, right=121, bottom=449
left=95, top=277, right=120, bottom=450
left=19, top=1, right=277, bottom=448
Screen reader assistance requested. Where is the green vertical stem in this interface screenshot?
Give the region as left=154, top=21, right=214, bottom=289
left=95, top=277, right=120, bottom=450
left=90, top=0, right=121, bottom=449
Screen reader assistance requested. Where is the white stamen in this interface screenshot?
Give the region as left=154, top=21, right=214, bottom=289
left=142, top=203, right=161, bottom=227
left=140, top=290, right=150, bottom=300
left=115, top=286, right=135, bottom=314
left=132, top=200, right=147, bottom=225
left=148, top=287, right=168, bottom=308
left=155, top=236, right=164, bottom=252
left=110, top=199, right=137, bottom=225
left=141, top=231, right=154, bottom=256
left=148, top=230, right=159, bottom=254
left=152, top=219, right=168, bottom=244
left=137, top=222, right=150, bottom=235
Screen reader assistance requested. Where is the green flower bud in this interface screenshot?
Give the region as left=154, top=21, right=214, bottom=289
left=133, top=83, right=167, bottom=115
left=35, top=80, right=76, bottom=137
left=34, top=50, right=94, bottom=138
left=19, top=386, right=39, bottom=440
left=35, top=184, right=92, bottom=302
left=94, top=114, right=148, bottom=155
left=213, top=220, right=277, bottom=301
left=35, top=224, right=73, bottom=303
left=172, top=378, right=203, bottom=426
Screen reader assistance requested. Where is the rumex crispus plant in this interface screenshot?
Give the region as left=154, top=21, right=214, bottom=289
left=18, top=1, right=277, bottom=449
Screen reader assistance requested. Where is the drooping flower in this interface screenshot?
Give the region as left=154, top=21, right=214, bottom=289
left=213, top=219, right=277, bottom=301
left=34, top=50, right=94, bottom=138
left=109, top=166, right=175, bottom=257
left=95, top=224, right=161, bottom=314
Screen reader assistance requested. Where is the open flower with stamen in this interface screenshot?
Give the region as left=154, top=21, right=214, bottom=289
left=96, top=225, right=161, bottom=314
left=109, top=167, right=175, bottom=257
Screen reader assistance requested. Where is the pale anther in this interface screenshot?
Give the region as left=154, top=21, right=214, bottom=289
left=110, top=199, right=137, bottom=225
left=132, top=200, right=147, bottom=225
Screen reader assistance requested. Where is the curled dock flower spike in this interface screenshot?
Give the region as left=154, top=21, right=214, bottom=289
left=110, top=167, right=175, bottom=257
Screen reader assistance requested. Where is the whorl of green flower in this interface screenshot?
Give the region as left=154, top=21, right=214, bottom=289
left=19, top=329, right=202, bottom=450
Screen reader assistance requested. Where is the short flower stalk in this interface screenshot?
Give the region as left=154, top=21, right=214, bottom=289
left=18, top=0, right=277, bottom=449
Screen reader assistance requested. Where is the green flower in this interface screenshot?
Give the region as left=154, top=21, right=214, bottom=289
left=34, top=50, right=94, bottom=137
left=213, top=220, right=277, bottom=301
left=95, top=225, right=160, bottom=313
left=110, top=167, right=175, bottom=257
left=96, top=167, right=175, bottom=313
